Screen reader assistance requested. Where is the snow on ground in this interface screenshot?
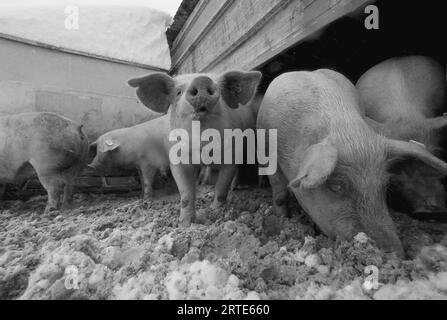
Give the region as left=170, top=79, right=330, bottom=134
left=1, top=185, right=447, bottom=300
left=0, top=5, right=172, bottom=69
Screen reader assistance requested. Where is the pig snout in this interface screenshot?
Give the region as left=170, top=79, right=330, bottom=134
left=359, top=208, right=404, bottom=257
left=368, top=225, right=404, bottom=257
left=328, top=210, right=404, bottom=257
left=186, top=76, right=220, bottom=113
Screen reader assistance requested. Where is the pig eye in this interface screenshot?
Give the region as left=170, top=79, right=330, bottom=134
left=176, top=88, right=183, bottom=97
left=327, top=180, right=346, bottom=196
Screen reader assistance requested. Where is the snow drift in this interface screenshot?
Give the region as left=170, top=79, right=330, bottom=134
left=0, top=5, right=172, bottom=70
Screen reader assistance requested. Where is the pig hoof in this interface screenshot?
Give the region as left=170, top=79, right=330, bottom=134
left=143, top=196, right=154, bottom=202
left=179, top=211, right=195, bottom=228
left=275, top=205, right=289, bottom=218
left=61, top=203, right=76, bottom=211
left=178, top=219, right=192, bottom=228
left=44, top=207, right=60, bottom=218
left=211, top=200, right=225, bottom=209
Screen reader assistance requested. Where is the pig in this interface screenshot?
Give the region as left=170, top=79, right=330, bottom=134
left=356, top=56, right=447, bottom=218
left=128, top=71, right=262, bottom=226
left=88, top=115, right=170, bottom=199
left=257, top=69, right=447, bottom=255
left=0, top=112, right=89, bottom=213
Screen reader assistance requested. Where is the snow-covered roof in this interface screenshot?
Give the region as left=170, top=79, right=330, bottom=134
left=0, top=5, right=172, bottom=70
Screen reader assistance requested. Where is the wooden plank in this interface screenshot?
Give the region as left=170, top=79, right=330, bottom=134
left=171, top=0, right=211, bottom=50
left=190, top=0, right=293, bottom=73
left=172, top=0, right=286, bottom=73
left=171, top=0, right=235, bottom=72
left=201, top=0, right=300, bottom=72
left=238, top=0, right=374, bottom=72
left=171, top=0, right=372, bottom=74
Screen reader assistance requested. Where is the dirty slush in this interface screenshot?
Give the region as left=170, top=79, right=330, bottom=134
left=2, top=186, right=447, bottom=299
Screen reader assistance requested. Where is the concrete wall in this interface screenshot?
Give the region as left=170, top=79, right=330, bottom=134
left=0, top=37, right=162, bottom=141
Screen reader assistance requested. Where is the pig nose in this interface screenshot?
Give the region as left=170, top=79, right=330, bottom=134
left=186, top=76, right=220, bottom=112
left=368, top=228, right=405, bottom=258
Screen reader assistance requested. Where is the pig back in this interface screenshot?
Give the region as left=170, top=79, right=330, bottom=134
left=257, top=70, right=358, bottom=179
left=124, top=114, right=171, bottom=167
left=357, top=56, right=446, bottom=121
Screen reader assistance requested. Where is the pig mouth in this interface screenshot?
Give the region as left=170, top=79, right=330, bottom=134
left=192, top=107, right=210, bottom=120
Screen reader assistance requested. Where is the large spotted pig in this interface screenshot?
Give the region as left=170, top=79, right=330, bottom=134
left=128, top=71, right=262, bottom=226
left=357, top=56, right=447, bottom=219
left=257, top=69, right=447, bottom=255
left=0, top=112, right=88, bottom=212
left=89, top=115, right=170, bottom=199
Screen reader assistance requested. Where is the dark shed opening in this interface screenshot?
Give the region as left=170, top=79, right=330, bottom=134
left=258, top=0, right=446, bottom=92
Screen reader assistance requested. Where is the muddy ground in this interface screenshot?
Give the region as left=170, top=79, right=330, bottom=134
left=1, top=183, right=447, bottom=300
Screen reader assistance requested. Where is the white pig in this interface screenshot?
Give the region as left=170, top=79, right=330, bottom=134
left=128, top=71, right=262, bottom=226
left=89, top=115, right=170, bottom=199
left=357, top=56, right=447, bottom=218
left=257, top=69, right=447, bottom=255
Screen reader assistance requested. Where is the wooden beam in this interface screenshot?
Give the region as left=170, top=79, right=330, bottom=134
left=170, top=0, right=373, bottom=74
left=171, top=0, right=236, bottom=74
left=242, top=0, right=373, bottom=71
left=201, top=0, right=296, bottom=72
left=171, top=0, right=211, bottom=51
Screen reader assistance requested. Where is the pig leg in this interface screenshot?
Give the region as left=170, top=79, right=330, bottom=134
left=199, top=166, right=217, bottom=186
left=39, top=175, right=64, bottom=214
left=230, top=166, right=239, bottom=191
left=170, top=164, right=197, bottom=227
left=61, top=174, right=78, bottom=210
left=62, top=184, right=74, bottom=209
left=212, top=164, right=238, bottom=209
left=197, top=166, right=207, bottom=185
left=140, top=165, right=157, bottom=200
left=269, top=169, right=289, bottom=217
left=258, top=175, right=269, bottom=188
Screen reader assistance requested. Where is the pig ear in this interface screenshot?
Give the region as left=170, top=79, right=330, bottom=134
left=289, top=139, right=338, bottom=189
left=218, top=70, right=262, bottom=109
left=128, top=73, right=175, bottom=113
left=99, top=139, right=120, bottom=153
left=386, top=139, right=447, bottom=175
left=426, top=114, right=447, bottom=131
